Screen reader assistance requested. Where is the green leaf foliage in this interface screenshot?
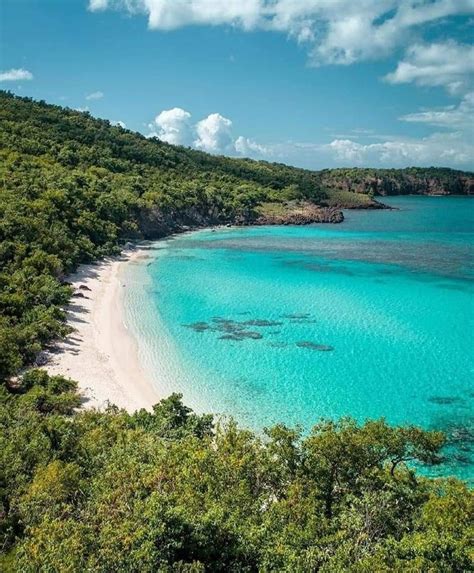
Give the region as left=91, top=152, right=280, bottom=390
left=0, top=375, right=472, bottom=571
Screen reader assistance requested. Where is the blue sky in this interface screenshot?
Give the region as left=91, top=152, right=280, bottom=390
left=1, top=0, right=473, bottom=170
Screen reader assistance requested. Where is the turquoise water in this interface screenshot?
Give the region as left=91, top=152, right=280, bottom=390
left=123, top=197, right=474, bottom=479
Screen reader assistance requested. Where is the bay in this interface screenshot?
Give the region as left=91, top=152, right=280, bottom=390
left=123, top=196, right=474, bottom=479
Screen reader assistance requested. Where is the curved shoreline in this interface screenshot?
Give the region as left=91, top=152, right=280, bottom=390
left=45, top=246, right=161, bottom=412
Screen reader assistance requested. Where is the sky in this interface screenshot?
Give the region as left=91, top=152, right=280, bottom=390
left=1, top=0, right=473, bottom=170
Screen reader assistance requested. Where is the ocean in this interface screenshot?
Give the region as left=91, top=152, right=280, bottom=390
left=122, top=196, right=473, bottom=479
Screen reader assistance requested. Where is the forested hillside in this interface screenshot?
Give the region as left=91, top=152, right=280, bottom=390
left=0, top=92, right=472, bottom=571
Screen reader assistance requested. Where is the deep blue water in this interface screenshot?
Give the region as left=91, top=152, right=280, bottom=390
left=123, top=196, right=474, bottom=479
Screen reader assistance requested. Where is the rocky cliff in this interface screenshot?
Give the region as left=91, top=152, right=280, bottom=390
left=319, top=168, right=474, bottom=197
left=138, top=201, right=346, bottom=238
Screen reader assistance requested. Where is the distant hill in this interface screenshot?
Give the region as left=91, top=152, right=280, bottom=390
left=0, top=90, right=356, bottom=239
left=320, top=167, right=473, bottom=199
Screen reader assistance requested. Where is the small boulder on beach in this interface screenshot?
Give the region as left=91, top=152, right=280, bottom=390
left=72, top=291, right=88, bottom=299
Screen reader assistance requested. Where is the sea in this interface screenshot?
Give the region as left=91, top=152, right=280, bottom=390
left=122, top=196, right=474, bottom=479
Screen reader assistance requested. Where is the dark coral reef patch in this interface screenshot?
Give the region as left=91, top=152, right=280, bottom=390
left=296, top=341, right=334, bottom=351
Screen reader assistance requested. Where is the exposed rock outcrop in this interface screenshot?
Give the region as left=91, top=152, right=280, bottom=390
left=138, top=206, right=221, bottom=238
left=138, top=202, right=346, bottom=238
left=320, top=169, right=474, bottom=197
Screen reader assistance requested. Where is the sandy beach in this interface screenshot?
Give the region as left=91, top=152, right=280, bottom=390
left=45, top=247, right=161, bottom=412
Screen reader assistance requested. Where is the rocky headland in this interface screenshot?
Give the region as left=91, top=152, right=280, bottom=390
left=320, top=168, right=474, bottom=197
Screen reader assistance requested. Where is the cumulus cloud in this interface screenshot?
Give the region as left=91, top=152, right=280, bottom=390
left=148, top=107, right=193, bottom=145
left=147, top=107, right=269, bottom=156
left=234, top=136, right=269, bottom=156
left=223, top=130, right=472, bottom=170
left=385, top=41, right=474, bottom=94
left=85, top=90, right=104, bottom=100
left=111, top=120, right=126, bottom=128
left=147, top=108, right=234, bottom=152
left=146, top=0, right=261, bottom=31
left=0, top=68, right=33, bottom=82
left=88, top=1, right=474, bottom=66
left=195, top=113, right=234, bottom=152
left=89, top=0, right=260, bottom=27
left=146, top=102, right=473, bottom=170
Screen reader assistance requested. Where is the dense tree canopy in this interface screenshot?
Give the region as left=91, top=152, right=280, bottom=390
left=1, top=372, right=472, bottom=572
left=0, top=92, right=472, bottom=571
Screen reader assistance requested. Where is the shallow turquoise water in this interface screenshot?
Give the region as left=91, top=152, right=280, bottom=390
left=123, top=197, right=474, bottom=479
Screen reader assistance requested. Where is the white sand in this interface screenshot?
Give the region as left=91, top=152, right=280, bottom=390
left=45, top=247, right=161, bottom=412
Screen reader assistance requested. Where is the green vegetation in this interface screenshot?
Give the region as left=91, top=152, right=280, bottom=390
left=2, top=373, right=473, bottom=572
left=320, top=167, right=473, bottom=197
left=0, top=91, right=472, bottom=570
left=322, top=189, right=376, bottom=208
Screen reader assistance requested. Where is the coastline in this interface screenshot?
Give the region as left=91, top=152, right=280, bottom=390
left=40, top=195, right=470, bottom=416
left=39, top=210, right=384, bottom=415
left=45, top=246, right=161, bottom=412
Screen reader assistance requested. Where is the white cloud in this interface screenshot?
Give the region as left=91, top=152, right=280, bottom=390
left=88, top=0, right=109, bottom=11
left=234, top=135, right=269, bottom=156
left=326, top=139, right=368, bottom=163
left=145, top=0, right=262, bottom=31
left=147, top=107, right=266, bottom=155
left=324, top=131, right=474, bottom=167
left=88, top=1, right=474, bottom=66
left=0, top=68, right=33, bottom=82
left=111, top=120, right=127, bottom=128
left=146, top=101, right=473, bottom=170
left=220, top=129, right=473, bottom=170
left=148, top=107, right=193, bottom=145
left=400, top=92, right=474, bottom=129
left=194, top=113, right=234, bottom=152
left=86, top=90, right=104, bottom=100
left=385, top=41, right=474, bottom=94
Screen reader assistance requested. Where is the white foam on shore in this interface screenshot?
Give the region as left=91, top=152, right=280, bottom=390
left=119, top=242, right=212, bottom=415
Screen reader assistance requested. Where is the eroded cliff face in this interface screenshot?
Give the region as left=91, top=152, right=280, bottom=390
left=138, top=206, right=224, bottom=238
left=138, top=202, right=347, bottom=238
left=321, top=173, right=474, bottom=196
